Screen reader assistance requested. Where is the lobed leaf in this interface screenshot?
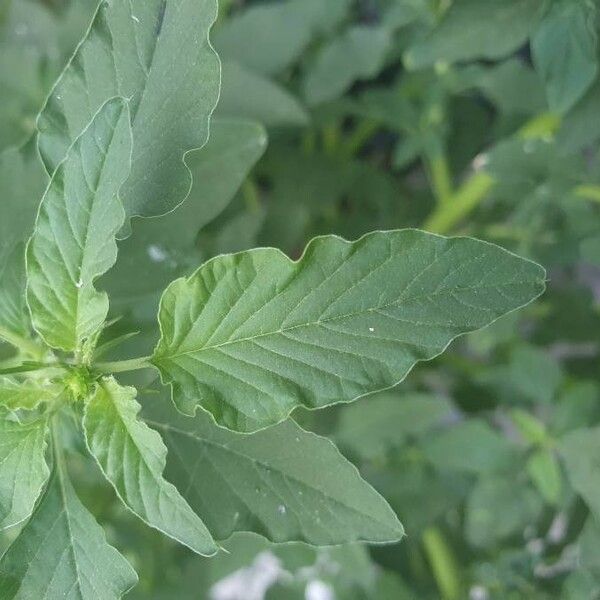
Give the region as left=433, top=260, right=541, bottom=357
left=0, top=412, right=49, bottom=530
left=83, top=377, right=217, bottom=556
left=0, top=378, right=62, bottom=412
left=0, top=457, right=137, bottom=599
left=144, top=400, right=404, bottom=545
left=37, top=0, right=221, bottom=222
left=105, top=118, right=267, bottom=303
left=153, top=230, right=546, bottom=432
left=27, top=98, right=132, bottom=353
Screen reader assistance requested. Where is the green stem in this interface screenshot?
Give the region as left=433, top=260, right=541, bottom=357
left=342, top=119, right=379, bottom=158
left=95, top=356, right=153, bottom=374
left=0, top=326, right=43, bottom=358
left=426, top=150, right=453, bottom=206
left=425, top=172, right=495, bottom=234
left=242, top=178, right=261, bottom=213
left=323, top=123, right=341, bottom=156
left=422, top=527, right=462, bottom=600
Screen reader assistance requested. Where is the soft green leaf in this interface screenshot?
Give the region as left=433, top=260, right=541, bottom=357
left=37, top=0, right=221, bottom=221
left=560, top=427, right=600, bottom=520
left=532, top=1, right=598, bottom=114
left=0, top=378, right=61, bottom=411
left=0, top=140, right=47, bottom=258
left=143, top=399, right=404, bottom=545
left=422, top=420, right=516, bottom=475
left=465, top=477, right=544, bottom=547
left=335, top=392, right=455, bottom=460
left=105, top=119, right=267, bottom=304
left=83, top=377, right=217, bottom=556
left=526, top=448, right=562, bottom=506
left=153, top=230, right=546, bottom=432
left=27, top=98, right=132, bottom=353
left=0, top=456, right=137, bottom=599
left=0, top=412, right=49, bottom=530
left=303, top=26, right=391, bottom=106
left=508, top=344, right=563, bottom=404
left=217, top=61, right=309, bottom=127
left=215, top=0, right=351, bottom=76
left=404, top=0, right=547, bottom=69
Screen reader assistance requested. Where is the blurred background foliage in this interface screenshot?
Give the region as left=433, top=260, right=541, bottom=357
left=2, top=0, right=600, bottom=598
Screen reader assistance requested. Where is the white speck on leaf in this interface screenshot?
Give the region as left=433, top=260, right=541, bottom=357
left=278, top=504, right=286, bottom=515
left=132, top=14, right=140, bottom=23
left=76, top=279, right=83, bottom=289
left=368, top=327, right=374, bottom=332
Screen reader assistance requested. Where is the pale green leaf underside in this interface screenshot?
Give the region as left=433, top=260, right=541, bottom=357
left=144, top=400, right=403, bottom=545
left=37, top=0, right=221, bottom=221
left=153, top=230, right=546, bottom=432
left=0, top=413, right=49, bottom=530
left=27, top=98, right=132, bottom=353
left=0, top=378, right=62, bottom=411
left=83, top=378, right=217, bottom=556
left=0, top=460, right=137, bottom=600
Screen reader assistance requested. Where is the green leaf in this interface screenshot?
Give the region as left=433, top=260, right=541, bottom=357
left=217, top=61, right=309, bottom=127
left=37, top=0, right=221, bottom=222
left=465, top=477, right=544, bottom=547
left=526, top=448, right=562, bottom=506
left=303, top=26, right=391, bottom=106
left=105, top=119, right=267, bottom=304
left=0, top=246, right=28, bottom=343
left=422, top=420, right=516, bottom=475
left=0, top=378, right=61, bottom=411
left=83, top=377, right=217, bottom=556
left=143, top=399, right=404, bottom=545
left=404, top=0, right=547, bottom=69
left=532, top=0, right=598, bottom=114
left=26, top=98, right=133, bottom=353
left=334, top=392, right=455, bottom=460
left=0, top=412, right=49, bottom=530
left=153, top=230, right=546, bottom=432
left=215, top=0, right=351, bottom=76
left=560, top=427, right=600, bottom=520
left=0, top=140, right=47, bottom=258
left=0, top=453, right=137, bottom=599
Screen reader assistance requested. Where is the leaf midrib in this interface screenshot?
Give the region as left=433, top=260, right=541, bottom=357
left=156, top=279, right=533, bottom=360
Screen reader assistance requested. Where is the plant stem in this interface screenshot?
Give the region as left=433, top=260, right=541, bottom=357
left=95, top=356, right=153, bottom=374
left=425, top=172, right=495, bottom=234
left=428, top=154, right=453, bottom=205
left=422, top=527, right=462, bottom=600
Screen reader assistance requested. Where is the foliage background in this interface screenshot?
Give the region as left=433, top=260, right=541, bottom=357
left=2, top=0, right=600, bottom=598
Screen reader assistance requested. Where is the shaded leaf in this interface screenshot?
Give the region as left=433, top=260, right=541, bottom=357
left=532, top=1, right=598, bottom=114
left=303, top=26, right=391, bottom=106
left=404, top=0, right=546, bottom=69
left=143, top=399, right=404, bottom=545
left=37, top=0, right=221, bottom=221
